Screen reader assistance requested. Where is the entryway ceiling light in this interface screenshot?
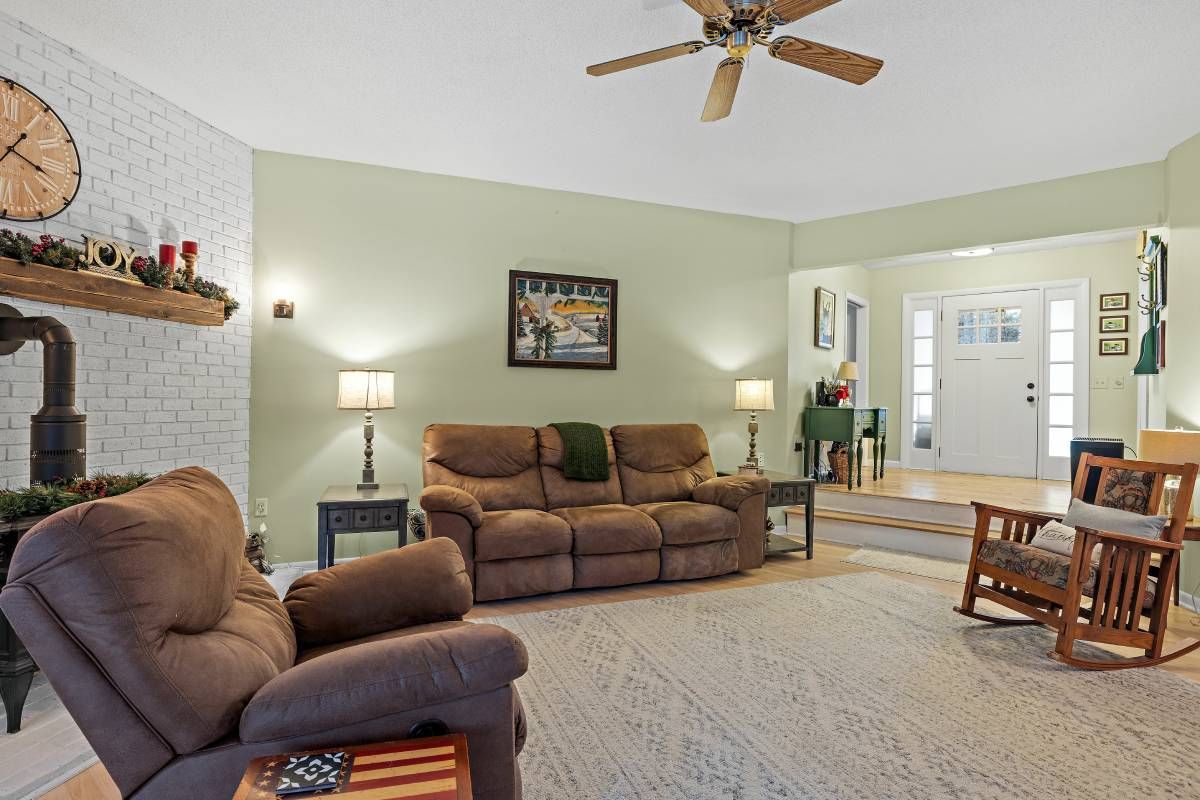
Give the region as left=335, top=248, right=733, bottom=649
left=951, top=247, right=995, bottom=258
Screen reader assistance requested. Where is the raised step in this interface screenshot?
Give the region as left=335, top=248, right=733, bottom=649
left=812, top=509, right=975, bottom=538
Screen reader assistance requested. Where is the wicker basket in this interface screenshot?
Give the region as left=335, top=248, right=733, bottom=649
left=829, top=449, right=849, bottom=483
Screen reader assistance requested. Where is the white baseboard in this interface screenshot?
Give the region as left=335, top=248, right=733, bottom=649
left=1180, top=589, right=1198, bottom=613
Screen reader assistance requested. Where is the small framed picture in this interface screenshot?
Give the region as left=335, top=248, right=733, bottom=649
left=1098, top=338, right=1128, bottom=356
left=1099, top=315, right=1128, bottom=333
left=1099, top=292, right=1129, bottom=311
left=814, top=287, right=836, bottom=350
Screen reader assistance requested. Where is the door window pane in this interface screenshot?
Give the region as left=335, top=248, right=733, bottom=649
left=914, top=366, right=933, bottom=394
left=957, top=310, right=976, bottom=327
left=1049, top=331, right=1074, bottom=362
left=1048, top=363, right=1074, bottom=394
left=979, top=309, right=999, bottom=326
left=1001, top=325, right=1021, bottom=343
left=913, top=338, right=933, bottom=365
left=1049, top=299, right=1075, bottom=330
left=979, top=326, right=999, bottom=344
left=957, top=327, right=977, bottom=345
left=914, top=309, right=934, bottom=338
left=1048, top=426, right=1073, bottom=458
left=913, top=423, right=933, bottom=450
left=1048, top=395, right=1074, bottom=426
left=1001, top=308, right=1022, bottom=325
left=915, top=394, right=933, bottom=422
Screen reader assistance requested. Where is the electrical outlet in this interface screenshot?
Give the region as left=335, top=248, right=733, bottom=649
left=254, top=498, right=268, bottom=517
left=1111, top=376, right=1126, bottom=390
left=1091, top=377, right=1109, bottom=390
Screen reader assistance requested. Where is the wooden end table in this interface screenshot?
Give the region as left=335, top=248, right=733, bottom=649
left=317, top=484, right=409, bottom=569
left=721, top=470, right=815, bottom=559
left=1, top=515, right=42, bottom=734
left=233, top=733, right=471, bottom=799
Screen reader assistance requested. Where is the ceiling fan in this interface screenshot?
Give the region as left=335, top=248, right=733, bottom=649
left=587, top=1, right=884, bottom=122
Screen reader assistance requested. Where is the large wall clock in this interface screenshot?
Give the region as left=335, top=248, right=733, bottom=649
left=0, top=77, right=81, bottom=221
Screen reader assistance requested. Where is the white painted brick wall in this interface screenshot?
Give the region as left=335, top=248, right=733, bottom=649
left=0, top=12, right=252, bottom=512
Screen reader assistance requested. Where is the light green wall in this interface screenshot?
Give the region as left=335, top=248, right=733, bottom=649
left=1165, top=133, right=1200, bottom=592
left=251, top=152, right=792, bottom=563
left=867, top=240, right=1142, bottom=463
left=791, top=162, right=1165, bottom=270
left=786, top=265, right=871, bottom=474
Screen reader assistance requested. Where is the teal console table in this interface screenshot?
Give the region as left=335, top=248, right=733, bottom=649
left=803, top=406, right=888, bottom=491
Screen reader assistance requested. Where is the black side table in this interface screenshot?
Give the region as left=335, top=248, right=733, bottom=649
left=720, top=470, right=815, bottom=559
left=1, top=516, right=41, bottom=733
left=317, top=484, right=409, bottom=569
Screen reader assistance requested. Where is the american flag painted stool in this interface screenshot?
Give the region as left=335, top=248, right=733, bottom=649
left=233, top=734, right=472, bottom=799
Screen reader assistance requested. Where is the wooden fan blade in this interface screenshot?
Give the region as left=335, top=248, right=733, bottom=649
left=701, top=57, right=743, bottom=122
left=770, top=0, right=843, bottom=24
left=769, top=36, right=883, bottom=84
left=682, top=0, right=732, bottom=18
left=587, top=41, right=706, bottom=76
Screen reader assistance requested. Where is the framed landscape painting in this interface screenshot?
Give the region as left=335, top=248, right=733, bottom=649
left=814, top=287, right=836, bottom=349
left=1099, top=315, right=1128, bottom=333
left=508, top=270, right=617, bottom=369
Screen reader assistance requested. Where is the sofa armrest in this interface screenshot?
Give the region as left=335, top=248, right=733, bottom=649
left=284, top=538, right=472, bottom=649
left=692, top=475, right=769, bottom=511
left=240, top=623, right=527, bottom=743
left=420, top=485, right=484, bottom=527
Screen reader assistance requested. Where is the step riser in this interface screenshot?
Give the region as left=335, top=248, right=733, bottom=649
left=816, top=489, right=978, bottom=528
left=815, top=517, right=974, bottom=561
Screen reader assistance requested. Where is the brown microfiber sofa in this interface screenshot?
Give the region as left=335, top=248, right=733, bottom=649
left=0, top=468, right=527, bottom=800
left=420, top=423, right=768, bottom=601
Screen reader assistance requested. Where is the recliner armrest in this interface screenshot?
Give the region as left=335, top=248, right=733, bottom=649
left=420, top=485, right=484, bottom=527
left=239, top=623, right=527, bottom=743
left=692, top=475, right=769, bottom=510
left=284, top=538, right=472, bottom=649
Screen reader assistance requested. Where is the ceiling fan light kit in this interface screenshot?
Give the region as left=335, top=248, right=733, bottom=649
left=588, top=0, right=884, bottom=122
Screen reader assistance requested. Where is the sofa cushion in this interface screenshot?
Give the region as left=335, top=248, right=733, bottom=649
left=475, top=554, right=573, bottom=602
left=475, top=509, right=572, bottom=561
left=423, top=424, right=547, bottom=510
left=635, top=501, right=738, bottom=546
left=612, top=424, right=716, bottom=505
left=550, top=504, right=661, bottom=555
left=660, top=539, right=738, bottom=581
left=537, top=426, right=624, bottom=509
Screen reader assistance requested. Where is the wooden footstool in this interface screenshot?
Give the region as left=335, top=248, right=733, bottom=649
left=233, top=734, right=471, bottom=799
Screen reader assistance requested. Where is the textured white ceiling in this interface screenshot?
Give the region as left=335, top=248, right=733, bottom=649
left=7, top=0, right=1200, bottom=222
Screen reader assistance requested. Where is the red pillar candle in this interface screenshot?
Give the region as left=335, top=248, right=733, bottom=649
left=181, top=240, right=199, bottom=255
left=158, top=243, right=177, bottom=269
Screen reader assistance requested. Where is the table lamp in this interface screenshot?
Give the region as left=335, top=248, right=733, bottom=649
left=1137, top=428, right=1200, bottom=518
left=734, top=378, right=774, bottom=475
left=836, top=361, right=859, bottom=407
left=337, top=369, right=395, bottom=490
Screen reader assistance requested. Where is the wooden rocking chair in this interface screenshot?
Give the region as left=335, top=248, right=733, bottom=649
left=955, top=454, right=1199, bottom=670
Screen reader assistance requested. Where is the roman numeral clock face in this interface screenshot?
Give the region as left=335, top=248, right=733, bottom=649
left=0, top=78, right=81, bottom=221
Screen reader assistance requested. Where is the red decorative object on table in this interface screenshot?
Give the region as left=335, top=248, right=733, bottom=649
left=158, top=243, right=176, bottom=274
left=180, top=240, right=198, bottom=255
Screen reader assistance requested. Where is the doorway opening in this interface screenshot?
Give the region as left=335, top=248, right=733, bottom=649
left=846, top=293, right=869, bottom=407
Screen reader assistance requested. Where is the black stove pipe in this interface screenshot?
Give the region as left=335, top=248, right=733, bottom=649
left=0, top=304, right=86, bottom=484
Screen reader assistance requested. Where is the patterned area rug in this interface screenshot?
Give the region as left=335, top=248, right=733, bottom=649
left=0, top=673, right=96, bottom=800
left=842, top=545, right=968, bottom=583
left=491, top=573, right=1200, bottom=800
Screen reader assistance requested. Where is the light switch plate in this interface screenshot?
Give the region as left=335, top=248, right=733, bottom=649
left=1092, top=377, right=1109, bottom=389
left=1112, top=377, right=1126, bottom=390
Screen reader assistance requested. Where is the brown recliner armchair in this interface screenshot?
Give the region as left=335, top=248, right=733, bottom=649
left=0, top=467, right=527, bottom=800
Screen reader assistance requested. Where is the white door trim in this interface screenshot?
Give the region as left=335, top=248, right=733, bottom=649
left=900, top=278, right=1090, bottom=479
left=847, top=291, right=870, bottom=406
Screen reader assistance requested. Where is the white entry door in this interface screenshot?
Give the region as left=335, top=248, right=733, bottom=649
left=940, top=290, right=1041, bottom=478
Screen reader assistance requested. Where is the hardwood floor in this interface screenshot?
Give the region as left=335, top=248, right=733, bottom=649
left=42, top=540, right=1200, bottom=799
left=819, top=466, right=1075, bottom=515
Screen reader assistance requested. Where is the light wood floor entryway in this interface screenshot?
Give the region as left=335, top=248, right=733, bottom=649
left=43, top=541, right=1200, bottom=800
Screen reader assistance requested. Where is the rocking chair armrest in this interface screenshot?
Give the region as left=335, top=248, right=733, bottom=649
left=970, top=502, right=1057, bottom=525
left=1080, top=527, right=1183, bottom=552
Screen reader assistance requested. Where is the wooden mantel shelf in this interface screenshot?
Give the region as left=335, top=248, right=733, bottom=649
left=0, top=256, right=225, bottom=326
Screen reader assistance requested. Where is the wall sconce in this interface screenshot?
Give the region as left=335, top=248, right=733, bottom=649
left=273, top=299, right=295, bottom=319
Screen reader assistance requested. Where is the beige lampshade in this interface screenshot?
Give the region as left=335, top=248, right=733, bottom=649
left=734, top=378, right=775, bottom=411
left=1137, top=428, right=1200, bottom=517
left=337, top=369, right=395, bottom=410
left=836, top=361, right=860, bottom=382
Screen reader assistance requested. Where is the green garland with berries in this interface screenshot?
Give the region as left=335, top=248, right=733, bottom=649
left=0, top=229, right=239, bottom=320
left=0, top=473, right=153, bottom=522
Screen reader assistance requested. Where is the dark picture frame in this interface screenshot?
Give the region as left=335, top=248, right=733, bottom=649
left=1098, top=338, right=1128, bottom=356
left=814, top=287, right=836, bottom=350
left=1099, top=314, right=1128, bottom=333
left=508, top=270, right=617, bottom=370
left=1099, top=292, right=1129, bottom=311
